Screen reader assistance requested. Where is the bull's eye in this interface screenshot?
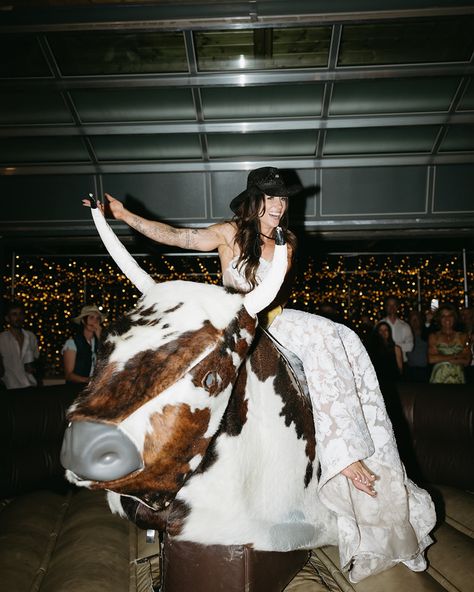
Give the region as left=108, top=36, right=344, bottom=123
left=202, top=371, right=221, bottom=391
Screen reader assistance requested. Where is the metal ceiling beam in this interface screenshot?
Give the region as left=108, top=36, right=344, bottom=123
left=2, top=218, right=473, bottom=239
left=2, top=113, right=473, bottom=137
left=1, top=2, right=474, bottom=33
left=1, top=63, right=472, bottom=90
left=2, top=153, right=474, bottom=176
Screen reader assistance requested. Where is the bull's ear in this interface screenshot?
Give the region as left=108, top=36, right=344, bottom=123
left=243, top=227, right=287, bottom=317
left=89, top=195, right=155, bottom=294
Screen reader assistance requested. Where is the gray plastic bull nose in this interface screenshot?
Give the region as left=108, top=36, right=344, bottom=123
left=61, top=421, right=143, bottom=481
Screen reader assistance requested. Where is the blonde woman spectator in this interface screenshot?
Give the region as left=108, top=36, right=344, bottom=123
left=459, top=307, right=474, bottom=383
left=428, top=304, right=471, bottom=384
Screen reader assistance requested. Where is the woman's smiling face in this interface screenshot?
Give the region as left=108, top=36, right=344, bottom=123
left=258, top=194, right=288, bottom=228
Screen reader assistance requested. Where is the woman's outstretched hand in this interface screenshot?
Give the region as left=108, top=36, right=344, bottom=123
left=341, top=460, right=377, bottom=497
left=82, top=193, right=125, bottom=220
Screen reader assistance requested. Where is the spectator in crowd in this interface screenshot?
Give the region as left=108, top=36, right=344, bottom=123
left=459, top=307, right=474, bottom=384
left=406, top=310, right=429, bottom=382
left=428, top=304, right=471, bottom=384
left=0, top=301, right=41, bottom=389
left=423, top=308, right=436, bottom=336
left=62, top=304, right=105, bottom=384
left=367, top=321, right=403, bottom=385
left=366, top=321, right=416, bottom=473
left=381, top=295, right=414, bottom=362
left=317, top=301, right=346, bottom=325
left=356, top=311, right=375, bottom=347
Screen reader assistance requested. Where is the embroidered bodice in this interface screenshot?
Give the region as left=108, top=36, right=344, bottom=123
left=222, top=256, right=272, bottom=292
left=435, top=341, right=463, bottom=357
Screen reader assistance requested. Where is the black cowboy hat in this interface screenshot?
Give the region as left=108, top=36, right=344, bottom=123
left=230, top=167, right=291, bottom=213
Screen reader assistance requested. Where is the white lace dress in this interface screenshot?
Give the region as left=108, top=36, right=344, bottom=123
left=223, top=257, right=436, bottom=582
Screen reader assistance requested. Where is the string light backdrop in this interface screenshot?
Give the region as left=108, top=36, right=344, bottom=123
left=2, top=252, right=472, bottom=377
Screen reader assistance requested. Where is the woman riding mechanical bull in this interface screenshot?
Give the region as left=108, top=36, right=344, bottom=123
left=82, top=167, right=435, bottom=582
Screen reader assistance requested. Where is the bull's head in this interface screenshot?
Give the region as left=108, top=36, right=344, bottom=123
left=61, top=196, right=287, bottom=512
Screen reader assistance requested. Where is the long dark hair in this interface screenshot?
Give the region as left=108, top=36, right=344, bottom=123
left=375, top=321, right=396, bottom=350
left=231, top=185, right=297, bottom=289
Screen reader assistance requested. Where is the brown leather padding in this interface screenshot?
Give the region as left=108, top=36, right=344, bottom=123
left=162, top=535, right=309, bottom=592
left=397, top=382, right=474, bottom=489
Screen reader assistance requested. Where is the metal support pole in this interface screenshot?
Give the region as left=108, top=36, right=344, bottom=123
left=10, top=252, right=16, bottom=299
left=462, top=248, right=469, bottom=308
left=417, top=272, right=422, bottom=312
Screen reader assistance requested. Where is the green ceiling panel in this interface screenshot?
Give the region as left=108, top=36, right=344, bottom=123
left=433, top=165, right=474, bottom=212
left=0, top=34, right=51, bottom=78
left=90, top=134, right=202, bottom=160
left=457, top=78, right=474, bottom=111
left=439, top=125, right=474, bottom=152
left=103, top=173, right=207, bottom=220
left=330, top=77, right=460, bottom=115
left=324, top=126, right=439, bottom=155
left=0, top=90, right=73, bottom=125
left=195, top=26, right=331, bottom=71
left=207, top=131, right=318, bottom=157
left=321, top=167, right=427, bottom=216
left=0, top=137, right=90, bottom=164
left=71, top=88, right=196, bottom=122
left=201, top=84, right=324, bottom=119
left=0, top=175, right=95, bottom=221
left=338, top=17, right=474, bottom=66
left=48, top=31, right=188, bottom=75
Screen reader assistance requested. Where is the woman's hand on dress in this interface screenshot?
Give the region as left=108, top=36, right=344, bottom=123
left=341, top=460, right=377, bottom=497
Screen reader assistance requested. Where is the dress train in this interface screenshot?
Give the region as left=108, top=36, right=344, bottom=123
left=269, top=309, right=436, bottom=582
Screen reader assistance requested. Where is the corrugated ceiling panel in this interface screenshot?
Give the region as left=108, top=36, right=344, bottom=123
left=0, top=137, right=90, bottom=164
left=201, top=84, right=324, bottom=119
left=338, top=17, right=474, bottom=66
left=457, top=78, right=474, bottom=111
left=323, top=126, right=439, bottom=155
left=0, top=34, right=51, bottom=77
left=47, top=31, right=188, bottom=75
left=71, top=88, right=196, bottom=122
left=90, top=134, right=202, bottom=160
left=207, top=131, right=318, bottom=157
left=330, top=78, right=460, bottom=115
left=439, top=125, right=474, bottom=152
left=0, top=90, right=73, bottom=124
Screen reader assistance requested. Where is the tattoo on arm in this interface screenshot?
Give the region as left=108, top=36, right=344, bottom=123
left=184, top=229, right=199, bottom=250
left=128, top=214, right=180, bottom=245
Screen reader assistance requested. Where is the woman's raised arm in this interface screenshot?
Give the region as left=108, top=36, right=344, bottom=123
left=83, top=193, right=229, bottom=252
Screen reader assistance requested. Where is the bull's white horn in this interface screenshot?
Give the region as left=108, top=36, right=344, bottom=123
left=243, top=227, right=288, bottom=317
left=89, top=195, right=155, bottom=294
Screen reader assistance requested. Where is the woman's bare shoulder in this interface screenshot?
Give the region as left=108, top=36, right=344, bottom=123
left=456, top=331, right=469, bottom=343
left=210, top=220, right=237, bottom=244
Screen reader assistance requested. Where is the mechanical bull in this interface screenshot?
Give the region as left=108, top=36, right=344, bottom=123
left=60, top=200, right=337, bottom=552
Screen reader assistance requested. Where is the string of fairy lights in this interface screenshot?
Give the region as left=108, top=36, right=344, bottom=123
left=2, top=253, right=472, bottom=377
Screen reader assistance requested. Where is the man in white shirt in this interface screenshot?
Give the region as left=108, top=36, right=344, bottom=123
left=0, top=301, right=40, bottom=389
left=381, top=296, right=414, bottom=363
